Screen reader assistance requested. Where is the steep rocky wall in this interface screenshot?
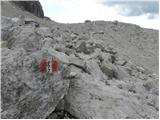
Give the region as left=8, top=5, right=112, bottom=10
left=10, top=1, right=44, bottom=18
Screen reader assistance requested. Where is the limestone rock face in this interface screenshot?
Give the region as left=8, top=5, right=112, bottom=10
left=1, top=48, right=70, bottom=119
left=1, top=4, right=159, bottom=118
left=64, top=73, right=158, bottom=119
left=11, top=1, right=44, bottom=18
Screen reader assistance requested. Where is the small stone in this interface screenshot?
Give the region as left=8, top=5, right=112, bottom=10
left=117, top=84, right=123, bottom=89
left=36, top=27, right=52, bottom=38
left=100, top=61, right=117, bottom=79
left=116, top=59, right=127, bottom=66
left=86, top=59, right=104, bottom=81
left=138, top=73, right=147, bottom=80
left=18, top=15, right=25, bottom=26
left=94, top=43, right=105, bottom=50
left=68, top=54, right=85, bottom=69
left=77, top=41, right=94, bottom=54
left=25, top=18, right=39, bottom=27
left=1, top=41, right=8, bottom=48
left=115, top=66, right=129, bottom=80
left=136, top=66, right=145, bottom=73
left=143, top=79, right=158, bottom=91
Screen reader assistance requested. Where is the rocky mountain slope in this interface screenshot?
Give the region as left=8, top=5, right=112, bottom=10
left=10, top=1, right=44, bottom=18
left=1, top=1, right=159, bottom=119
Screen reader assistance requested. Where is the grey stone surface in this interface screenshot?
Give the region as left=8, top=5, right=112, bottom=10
left=64, top=72, right=158, bottom=119
left=86, top=59, right=104, bottom=81
left=100, top=61, right=117, bottom=79
left=1, top=2, right=159, bottom=118
left=10, top=1, right=44, bottom=18
left=1, top=48, right=70, bottom=119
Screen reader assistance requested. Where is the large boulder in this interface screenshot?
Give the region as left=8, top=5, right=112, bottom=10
left=1, top=48, right=70, bottom=118
left=64, top=72, right=158, bottom=118
left=8, top=25, right=42, bottom=52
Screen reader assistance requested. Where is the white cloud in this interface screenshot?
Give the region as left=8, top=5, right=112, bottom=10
left=39, top=0, right=159, bottom=29
left=114, top=14, right=159, bottom=29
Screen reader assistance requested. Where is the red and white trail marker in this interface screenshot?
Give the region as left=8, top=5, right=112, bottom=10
left=39, top=58, right=58, bottom=74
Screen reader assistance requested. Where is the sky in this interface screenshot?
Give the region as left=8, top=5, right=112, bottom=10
left=39, top=0, right=159, bottom=29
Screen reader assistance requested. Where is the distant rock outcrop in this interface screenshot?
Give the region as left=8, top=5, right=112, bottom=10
left=11, top=1, right=44, bottom=18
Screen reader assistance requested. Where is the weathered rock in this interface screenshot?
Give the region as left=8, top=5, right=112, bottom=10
left=1, top=41, right=8, bottom=48
left=1, top=16, right=14, bottom=29
left=11, top=1, right=44, bottom=18
left=36, top=27, right=52, bottom=38
left=65, top=43, right=75, bottom=49
left=116, top=58, right=127, bottom=66
left=65, top=73, right=158, bottom=118
left=136, top=66, right=145, bottom=73
left=103, top=47, right=117, bottom=55
left=8, top=25, right=42, bottom=52
left=46, top=48, right=70, bottom=64
left=1, top=30, right=10, bottom=41
left=143, top=79, right=158, bottom=91
left=55, top=98, right=65, bottom=111
left=76, top=41, right=86, bottom=53
left=86, top=59, right=104, bottom=81
left=146, top=95, right=158, bottom=108
left=41, top=37, right=56, bottom=49
left=1, top=9, right=158, bottom=119
left=44, top=48, right=85, bottom=71
left=115, top=66, right=129, bottom=80
left=1, top=48, right=70, bottom=119
left=1, top=17, right=14, bottom=44
left=68, top=54, right=86, bottom=70
left=76, top=48, right=101, bottom=61
left=69, top=65, right=82, bottom=77
left=61, top=65, right=71, bottom=79
left=97, top=52, right=113, bottom=63
left=94, top=43, right=105, bottom=50
left=113, top=20, right=118, bottom=25
left=70, top=33, right=78, bottom=40
left=85, top=20, right=92, bottom=23
left=25, top=18, right=39, bottom=27
left=44, top=16, right=51, bottom=21
left=138, top=73, right=147, bottom=80
left=100, top=61, right=117, bottom=79
left=17, top=15, right=25, bottom=26
left=53, top=44, right=67, bottom=53
left=77, top=41, right=94, bottom=54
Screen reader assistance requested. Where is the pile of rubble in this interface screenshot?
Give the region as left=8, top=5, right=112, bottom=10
left=1, top=16, right=158, bottom=118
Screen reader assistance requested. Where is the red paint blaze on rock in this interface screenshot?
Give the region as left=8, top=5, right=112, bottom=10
left=39, top=58, right=47, bottom=72
left=52, top=59, right=58, bottom=73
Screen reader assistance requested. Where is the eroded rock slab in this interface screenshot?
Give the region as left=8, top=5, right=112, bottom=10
left=1, top=48, right=70, bottom=119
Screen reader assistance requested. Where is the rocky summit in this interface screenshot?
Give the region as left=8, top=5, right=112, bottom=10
left=1, top=1, right=159, bottom=119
